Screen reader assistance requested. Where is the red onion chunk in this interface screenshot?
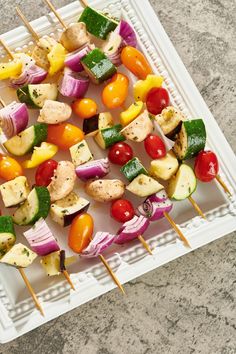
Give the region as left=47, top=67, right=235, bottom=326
left=10, top=65, right=47, bottom=88
left=148, top=190, right=169, bottom=203
left=115, top=215, right=150, bottom=244
left=103, top=32, right=123, bottom=66
left=137, top=195, right=173, bottom=222
left=80, top=232, right=116, bottom=258
left=116, top=20, right=137, bottom=48
left=59, top=69, right=89, bottom=98
left=0, top=101, right=29, bottom=138
left=24, top=218, right=60, bottom=256
left=75, top=158, right=110, bottom=181
left=65, top=45, right=94, bottom=72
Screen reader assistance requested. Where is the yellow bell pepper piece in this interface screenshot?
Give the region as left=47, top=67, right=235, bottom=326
left=134, top=75, right=164, bottom=102
left=120, top=101, right=144, bottom=126
left=47, top=43, right=67, bottom=76
left=22, top=142, right=58, bottom=169
left=0, top=60, right=22, bottom=80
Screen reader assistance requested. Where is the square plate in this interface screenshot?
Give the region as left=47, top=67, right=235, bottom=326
left=0, top=0, right=235, bottom=343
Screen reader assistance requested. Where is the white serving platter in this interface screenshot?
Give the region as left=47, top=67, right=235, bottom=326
left=0, top=0, right=235, bottom=343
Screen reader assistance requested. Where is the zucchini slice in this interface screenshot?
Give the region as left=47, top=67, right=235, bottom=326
left=0, top=216, right=16, bottom=258
left=0, top=243, right=37, bottom=268
left=94, top=124, right=125, bottom=149
left=4, top=123, right=47, bottom=156
left=121, top=157, right=148, bottom=182
left=0, top=176, right=30, bottom=208
left=174, top=119, right=206, bottom=160
left=167, top=164, right=197, bottom=200
left=81, top=49, right=117, bottom=84
left=17, top=83, right=58, bottom=109
left=12, top=187, right=50, bottom=226
left=79, top=7, right=118, bottom=40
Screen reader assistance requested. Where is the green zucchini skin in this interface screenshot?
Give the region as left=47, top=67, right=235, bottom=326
left=81, top=49, right=117, bottom=84
left=121, top=157, right=148, bottom=182
left=174, top=119, right=206, bottom=160
left=101, top=124, right=126, bottom=148
left=79, top=7, right=118, bottom=39
left=32, top=187, right=51, bottom=224
left=13, top=187, right=51, bottom=226
left=0, top=216, right=16, bottom=258
left=33, top=123, right=48, bottom=147
left=17, top=85, right=38, bottom=109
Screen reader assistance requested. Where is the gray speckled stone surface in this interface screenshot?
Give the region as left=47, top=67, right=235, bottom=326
left=0, top=1, right=235, bottom=353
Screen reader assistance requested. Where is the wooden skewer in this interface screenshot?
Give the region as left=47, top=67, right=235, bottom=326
left=79, top=0, right=88, bottom=7
left=99, top=254, right=125, bottom=295
left=163, top=212, right=191, bottom=248
left=18, top=267, right=44, bottom=316
left=138, top=235, right=153, bottom=255
left=0, top=38, right=14, bottom=60
left=215, top=175, right=232, bottom=197
left=43, top=0, right=67, bottom=30
left=0, top=97, right=6, bottom=108
left=15, top=7, right=40, bottom=42
left=62, top=270, right=75, bottom=291
left=188, top=196, right=206, bottom=219
left=89, top=236, right=125, bottom=294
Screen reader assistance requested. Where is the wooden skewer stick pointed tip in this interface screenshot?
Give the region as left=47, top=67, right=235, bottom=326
left=0, top=38, right=14, bottom=60
left=138, top=235, right=153, bottom=255
left=215, top=175, right=232, bottom=197
left=99, top=254, right=125, bottom=295
left=18, top=268, right=44, bottom=316
left=43, top=0, right=67, bottom=30
left=164, top=212, right=191, bottom=248
left=188, top=196, right=206, bottom=220
left=15, top=7, right=40, bottom=42
left=62, top=270, right=75, bottom=291
left=0, top=97, right=6, bottom=107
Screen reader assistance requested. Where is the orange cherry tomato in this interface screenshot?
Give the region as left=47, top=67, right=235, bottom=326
left=102, top=73, right=129, bottom=109
left=72, top=98, right=98, bottom=119
left=121, top=46, right=152, bottom=80
left=0, top=154, right=24, bottom=181
left=47, top=123, right=84, bottom=150
left=68, top=213, right=94, bottom=253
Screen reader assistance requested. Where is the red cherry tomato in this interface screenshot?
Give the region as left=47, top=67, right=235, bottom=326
left=194, top=150, right=219, bottom=182
left=111, top=199, right=135, bottom=223
left=144, top=134, right=166, bottom=159
left=146, top=87, right=170, bottom=115
left=108, top=142, right=133, bottom=165
left=35, top=159, right=58, bottom=187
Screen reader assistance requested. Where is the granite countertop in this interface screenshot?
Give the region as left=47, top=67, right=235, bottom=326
left=0, top=0, right=235, bottom=353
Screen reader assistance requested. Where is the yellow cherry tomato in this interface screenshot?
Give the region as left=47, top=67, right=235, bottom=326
left=120, top=101, right=143, bottom=126
left=134, top=75, right=164, bottom=102
left=102, top=73, right=129, bottom=109
left=68, top=213, right=94, bottom=253
left=0, top=154, right=24, bottom=181
left=121, top=46, right=152, bottom=80
left=72, top=98, right=98, bottom=119
left=22, top=142, right=58, bottom=169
